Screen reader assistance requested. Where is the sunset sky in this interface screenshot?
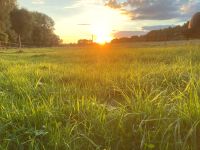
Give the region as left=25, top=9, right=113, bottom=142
left=18, top=0, right=200, bottom=43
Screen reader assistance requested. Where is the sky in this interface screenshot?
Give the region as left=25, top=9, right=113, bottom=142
left=18, top=0, right=200, bottom=43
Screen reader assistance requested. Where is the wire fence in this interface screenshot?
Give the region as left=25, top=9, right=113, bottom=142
left=0, top=40, right=19, bottom=49
left=0, top=40, right=44, bottom=49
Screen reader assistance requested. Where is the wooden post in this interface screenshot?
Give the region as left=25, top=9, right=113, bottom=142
left=19, top=34, right=22, bottom=49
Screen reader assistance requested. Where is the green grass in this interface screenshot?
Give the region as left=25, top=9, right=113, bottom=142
left=0, top=41, right=200, bottom=149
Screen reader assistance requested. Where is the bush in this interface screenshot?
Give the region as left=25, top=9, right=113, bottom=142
left=0, top=32, right=8, bottom=43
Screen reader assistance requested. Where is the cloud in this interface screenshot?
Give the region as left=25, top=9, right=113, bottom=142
left=142, top=25, right=175, bottom=31
left=105, top=0, right=125, bottom=8
left=32, top=0, right=45, bottom=4
left=65, top=0, right=104, bottom=9
left=114, top=25, right=175, bottom=38
left=114, top=31, right=146, bottom=38
left=105, top=0, right=200, bottom=20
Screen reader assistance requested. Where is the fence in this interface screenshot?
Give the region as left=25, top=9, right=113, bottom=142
left=0, top=40, right=40, bottom=49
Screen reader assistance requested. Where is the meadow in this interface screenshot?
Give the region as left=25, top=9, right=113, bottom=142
left=0, top=40, right=200, bottom=149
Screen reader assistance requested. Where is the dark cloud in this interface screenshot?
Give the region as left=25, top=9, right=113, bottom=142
left=105, top=0, right=200, bottom=20
left=114, top=25, right=176, bottom=38
left=114, top=31, right=146, bottom=38
left=142, top=25, right=175, bottom=31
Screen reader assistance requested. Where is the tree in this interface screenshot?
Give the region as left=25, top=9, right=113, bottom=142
left=1, top=1, right=60, bottom=47
left=188, top=12, right=200, bottom=38
left=0, top=0, right=16, bottom=42
left=10, top=9, right=60, bottom=47
left=0, top=32, right=8, bottom=43
left=10, top=8, right=33, bottom=47
left=31, top=12, right=60, bottom=46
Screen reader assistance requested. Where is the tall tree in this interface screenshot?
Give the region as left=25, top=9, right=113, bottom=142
left=31, top=12, right=60, bottom=46
left=0, top=0, right=16, bottom=42
left=0, top=1, right=60, bottom=47
left=189, top=12, right=200, bottom=38
left=10, top=8, right=33, bottom=47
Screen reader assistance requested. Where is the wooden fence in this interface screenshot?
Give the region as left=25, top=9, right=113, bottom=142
left=0, top=40, right=36, bottom=49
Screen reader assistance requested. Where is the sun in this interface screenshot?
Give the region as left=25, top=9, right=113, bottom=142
left=95, top=32, right=113, bottom=44
left=91, top=23, right=113, bottom=44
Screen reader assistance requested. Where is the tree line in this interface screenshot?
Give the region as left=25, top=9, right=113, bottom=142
left=0, top=0, right=61, bottom=47
left=112, top=15, right=200, bottom=44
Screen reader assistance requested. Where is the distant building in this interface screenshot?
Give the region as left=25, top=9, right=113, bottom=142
left=78, top=39, right=93, bottom=45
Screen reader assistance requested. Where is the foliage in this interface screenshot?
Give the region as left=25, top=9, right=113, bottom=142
left=0, top=1, right=60, bottom=46
left=9, top=8, right=61, bottom=46
left=31, top=12, right=61, bottom=46
left=10, top=8, right=33, bottom=43
left=188, top=12, right=200, bottom=39
left=0, top=0, right=16, bottom=32
left=0, top=0, right=16, bottom=43
left=0, top=32, right=8, bottom=42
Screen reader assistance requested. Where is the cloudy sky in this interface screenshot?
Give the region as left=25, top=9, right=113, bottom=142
left=18, top=0, right=200, bottom=43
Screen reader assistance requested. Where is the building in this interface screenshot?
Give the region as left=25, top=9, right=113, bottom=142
left=78, top=39, right=93, bottom=45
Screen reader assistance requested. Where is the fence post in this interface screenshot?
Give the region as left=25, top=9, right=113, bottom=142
left=19, top=35, right=22, bottom=49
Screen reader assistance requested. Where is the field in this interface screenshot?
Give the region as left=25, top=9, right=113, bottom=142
left=0, top=41, right=200, bottom=149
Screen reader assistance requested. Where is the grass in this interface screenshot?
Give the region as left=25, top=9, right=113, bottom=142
left=0, top=40, right=200, bottom=149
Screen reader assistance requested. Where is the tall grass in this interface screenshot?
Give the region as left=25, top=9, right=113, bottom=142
left=0, top=41, right=200, bottom=149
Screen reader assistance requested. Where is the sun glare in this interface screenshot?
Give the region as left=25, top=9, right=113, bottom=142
left=91, top=23, right=113, bottom=44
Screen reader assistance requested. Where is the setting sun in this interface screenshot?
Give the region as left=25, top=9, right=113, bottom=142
left=91, top=23, right=113, bottom=44
left=95, top=33, right=113, bottom=44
